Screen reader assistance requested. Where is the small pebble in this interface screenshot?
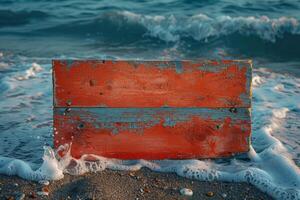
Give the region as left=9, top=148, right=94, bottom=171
left=206, top=191, right=214, bottom=197
left=37, top=191, right=49, bottom=196
left=222, top=193, right=227, bottom=198
left=129, top=172, right=135, bottom=177
left=154, top=178, right=160, bottom=183
left=180, top=188, right=193, bottom=196
left=38, top=180, right=50, bottom=186
left=42, top=186, right=50, bottom=193
left=14, top=183, right=18, bottom=187
left=16, top=193, right=25, bottom=200
left=144, top=188, right=150, bottom=193
left=28, top=192, right=36, bottom=198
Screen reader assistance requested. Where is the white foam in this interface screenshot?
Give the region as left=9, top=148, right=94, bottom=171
left=252, top=75, right=265, bottom=87
left=16, top=62, right=43, bottom=81
left=273, top=108, right=289, bottom=119
left=274, top=84, right=285, bottom=91
left=0, top=62, right=9, bottom=69
left=0, top=147, right=63, bottom=181
left=120, top=11, right=300, bottom=42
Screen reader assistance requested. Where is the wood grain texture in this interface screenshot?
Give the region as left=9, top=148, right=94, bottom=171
left=53, top=60, right=252, bottom=108
left=53, top=60, right=252, bottom=159
left=54, top=108, right=251, bottom=159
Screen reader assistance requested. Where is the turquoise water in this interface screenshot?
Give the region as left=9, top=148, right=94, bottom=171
left=0, top=1, right=299, bottom=199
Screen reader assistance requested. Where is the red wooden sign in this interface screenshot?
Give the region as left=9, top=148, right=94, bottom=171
left=53, top=60, right=252, bottom=159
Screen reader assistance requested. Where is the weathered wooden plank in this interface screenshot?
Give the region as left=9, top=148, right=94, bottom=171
left=53, top=60, right=252, bottom=108
left=54, top=108, right=251, bottom=159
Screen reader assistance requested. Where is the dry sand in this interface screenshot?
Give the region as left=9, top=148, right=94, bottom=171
left=0, top=168, right=273, bottom=200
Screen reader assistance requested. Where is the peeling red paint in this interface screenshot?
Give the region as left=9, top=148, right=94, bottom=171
left=53, top=60, right=251, bottom=108
left=54, top=110, right=250, bottom=159
left=52, top=60, right=252, bottom=159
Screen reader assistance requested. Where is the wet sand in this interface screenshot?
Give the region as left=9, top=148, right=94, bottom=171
left=0, top=168, right=273, bottom=200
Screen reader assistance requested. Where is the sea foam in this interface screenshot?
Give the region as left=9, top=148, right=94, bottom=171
left=15, top=62, right=43, bottom=81
left=120, top=11, right=300, bottom=43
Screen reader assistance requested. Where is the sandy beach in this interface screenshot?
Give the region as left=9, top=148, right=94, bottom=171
left=0, top=168, right=272, bottom=200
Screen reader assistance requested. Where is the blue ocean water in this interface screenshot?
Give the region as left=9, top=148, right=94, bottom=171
left=0, top=1, right=300, bottom=199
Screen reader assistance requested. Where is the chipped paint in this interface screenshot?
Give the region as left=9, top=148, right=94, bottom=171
left=54, top=108, right=251, bottom=159
left=52, top=60, right=252, bottom=160
left=175, top=61, right=183, bottom=74
left=52, top=60, right=251, bottom=108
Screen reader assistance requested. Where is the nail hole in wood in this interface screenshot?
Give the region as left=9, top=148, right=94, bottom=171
left=89, top=79, right=96, bottom=86
left=77, top=123, right=85, bottom=130
left=229, top=107, right=237, bottom=113
left=66, top=100, right=72, bottom=106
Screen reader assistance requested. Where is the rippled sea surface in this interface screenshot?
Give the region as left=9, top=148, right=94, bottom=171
left=0, top=1, right=299, bottom=199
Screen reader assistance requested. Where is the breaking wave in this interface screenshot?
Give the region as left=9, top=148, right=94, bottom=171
left=34, top=11, right=300, bottom=60
left=41, top=11, right=300, bottom=43
left=119, top=11, right=300, bottom=43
